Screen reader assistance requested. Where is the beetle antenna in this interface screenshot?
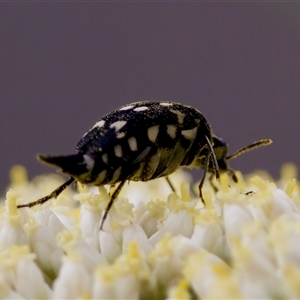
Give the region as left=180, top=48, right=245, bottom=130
left=226, top=139, right=272, bottom=161
left=205, top=136, right=220, bottom=179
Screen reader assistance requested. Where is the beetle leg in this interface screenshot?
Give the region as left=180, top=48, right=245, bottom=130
left=205, top=136, right=220, bottom=180
left=198, top=136, right=221, bottom=205
left=99, top=179, right=127, bottom=230
left=209, top=173, right=219, bottom=192
left=227, top=167, right=238, bottom=183
left=165, top=176, right=176, bottom=193
left=17, top=177, right=75, bottom=208
left=198, top=151, right=210, bottom=205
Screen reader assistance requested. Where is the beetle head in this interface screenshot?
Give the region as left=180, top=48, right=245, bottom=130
left=212, top=135, right=273, bottom=182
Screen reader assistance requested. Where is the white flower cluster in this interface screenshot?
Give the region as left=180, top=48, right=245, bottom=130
left=0, top=164, right=300, bottom=299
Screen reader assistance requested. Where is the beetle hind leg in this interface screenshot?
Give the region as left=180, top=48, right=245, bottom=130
left=99, top=179, right=127, bottom=230
left=198, top=152, right=210, bottom=205
left=165, top=176, right=176, bottom=193
left=198, top=136, right=221, bottom=205
left=17, top=177, right=75, bottom=208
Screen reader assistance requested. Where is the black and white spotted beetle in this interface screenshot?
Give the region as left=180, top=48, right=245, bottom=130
left=17, top=101, right=272, bottom=229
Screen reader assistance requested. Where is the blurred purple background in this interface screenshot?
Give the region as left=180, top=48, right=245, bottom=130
left=1, top=3, right=300, bottom=193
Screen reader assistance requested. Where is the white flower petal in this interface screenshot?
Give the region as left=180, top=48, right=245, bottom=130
left=149, top=210, right=193, bottom=245
left=191, top=223, right=225, bottom=258
left=52, top=255, right=91, bottom=299
left=183, top=250, right=241, bottom=299
left=80, top=203, right=102, bottom=250
left=28, top=223, right=63, bottom=274
left=74, top=239, right=107, bottom=272
left=0, top=222, right=27, bottom=247
left=122, top=224, right=153, bottom=255
left=32, top=208, right=66, bottom=234
left=15, top=259, right=52, bottom=299
left=223, top=203, right=254, bottom=236
left=99, top=230, right=122, bottom=263
left=269, top=189, right=298, bottom=218
left=93, top=272, right=139, bottom=299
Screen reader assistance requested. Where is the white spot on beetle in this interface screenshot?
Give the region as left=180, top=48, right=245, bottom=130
left=159, top=102, right=173, bottom=106
left=92, top=120, right=105, bottom=129
left=119, top=105, right=134, bottom=111
left=170, top=109, right=185, bottom=124
left=147, top=125, right=159, bottom=143
left=166, top=125, right=177, bottom=139
left=114, top=144, right=123, bottom=157
left=134, top=106, right=149, bottom=112
left=110, top=166, right=122, bottom=183
left=128, top=136, right=138, bottom=151
left=182, top=127, right=198, bottom=140
left=83, top=154, right=95, bottom=170
left=110, top=121, right=127, bottom=132
left=116, top=132, right=126, bottom=139
left=102, top=153, right=108, bottom=164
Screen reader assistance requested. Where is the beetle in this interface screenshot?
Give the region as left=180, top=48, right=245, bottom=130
left=17, top=101, right=272, bottom=229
